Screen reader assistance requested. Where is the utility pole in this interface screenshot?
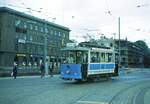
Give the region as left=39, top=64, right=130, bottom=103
left=113, top=33, right=116, bottom=63
left=118, top=17, right=121, bottom=69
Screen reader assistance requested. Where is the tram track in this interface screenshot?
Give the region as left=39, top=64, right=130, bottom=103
left=133, top=87, right=150, bottom=104
left=108, top=80, right=150, bottom=104
left=72, top=76, right=150, bottom=104
left=108, top=82, right=139, bottom=104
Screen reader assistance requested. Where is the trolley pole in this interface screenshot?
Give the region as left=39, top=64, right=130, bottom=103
left=118, top=17, right=121, bottom=69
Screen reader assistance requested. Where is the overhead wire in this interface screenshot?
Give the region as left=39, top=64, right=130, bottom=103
left=137, top=0, right=149, bottom=7
left=105, top=0, right=112, bottom=15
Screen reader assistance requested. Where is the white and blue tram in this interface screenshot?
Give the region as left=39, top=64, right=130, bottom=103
left=60, top=44, right=118, bottom=81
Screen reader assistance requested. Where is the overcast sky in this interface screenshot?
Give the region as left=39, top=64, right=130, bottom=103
left=1, top=0, right=150, bottom=46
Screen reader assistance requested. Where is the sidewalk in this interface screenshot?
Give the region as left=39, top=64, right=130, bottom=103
left=0, top=74, right=60, bottom=80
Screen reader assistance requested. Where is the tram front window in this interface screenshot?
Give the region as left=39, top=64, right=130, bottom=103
left=66, top=53, right=75, bottom=63
left=66, top=56, right=74, bottom=63
left=76, top=51, right=88, bottom=64
left=65, top=51, right=88, bottom=64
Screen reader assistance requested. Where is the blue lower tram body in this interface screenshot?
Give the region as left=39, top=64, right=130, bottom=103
left=60, top=63, right=118, bottom=80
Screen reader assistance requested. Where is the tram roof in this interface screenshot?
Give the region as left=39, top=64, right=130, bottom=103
left=91, top=48, right=114, bottom=53
left=61, top=47, right=90, bottom=51
left=61, top=46, right=114, bottom=52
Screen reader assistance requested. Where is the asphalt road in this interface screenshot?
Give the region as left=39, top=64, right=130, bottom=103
left=0, top=69, right=150, bottom=104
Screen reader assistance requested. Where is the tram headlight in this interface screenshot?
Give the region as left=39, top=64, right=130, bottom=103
left=66, top=70, right=71, bottom=74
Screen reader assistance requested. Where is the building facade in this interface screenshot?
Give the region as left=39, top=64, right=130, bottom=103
left=115, top=39, right=144, bottom=68
left=0, top=7, right=70, bottom=69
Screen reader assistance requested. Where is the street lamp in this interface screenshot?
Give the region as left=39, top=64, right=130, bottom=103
left=43, top=19, right=48, bottom=75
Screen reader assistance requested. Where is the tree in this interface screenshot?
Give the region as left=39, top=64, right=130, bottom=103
left=134, top=40, right=150, bottom=67
left=134, top=40, right=148, bottom=51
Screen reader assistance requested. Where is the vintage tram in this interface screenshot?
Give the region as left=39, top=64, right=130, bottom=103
left=60, top=43, right=118, bottom=81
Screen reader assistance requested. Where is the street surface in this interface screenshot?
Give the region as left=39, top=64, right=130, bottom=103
left=0, top=69, right=150, bottom=104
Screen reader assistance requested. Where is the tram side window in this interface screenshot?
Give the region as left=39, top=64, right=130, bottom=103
left=76, top=52, right=81, bottom=63
left=90, top=52, right=100, bottom=63
left=91, top=52, right=95, bottom=63
left=108, top=53, right=113, bottom=62
left=100, top=53, right=113, bottom=62
left=82, top=52, right=88, bottom=63
left=101, top=53, right=105, bottom=62
left=97, top=52, right=100, bottom=62
left=105, top=53, right=108, bottom=62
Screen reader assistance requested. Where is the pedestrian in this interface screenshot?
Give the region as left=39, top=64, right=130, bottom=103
left=40, top=62, right=45, bottom=78
left=12, top=62, right=18, bottom=79
left=49, top=62, right=54, bottom=77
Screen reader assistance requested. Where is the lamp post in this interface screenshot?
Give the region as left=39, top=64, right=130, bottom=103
left=43, top=19, right=48, bottom=75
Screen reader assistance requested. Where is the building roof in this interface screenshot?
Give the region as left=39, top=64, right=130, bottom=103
left=0, top=7, right=70, bottom=31
left=115, top=39, right=144, bottom=50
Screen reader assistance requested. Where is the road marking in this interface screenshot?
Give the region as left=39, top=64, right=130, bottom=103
left=77, top=100, right=108, bottom=104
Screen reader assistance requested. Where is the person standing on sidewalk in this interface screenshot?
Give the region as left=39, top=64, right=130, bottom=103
left=49, top=62, right=54, bottom=77
left=12, top=62, right=18, bottom=79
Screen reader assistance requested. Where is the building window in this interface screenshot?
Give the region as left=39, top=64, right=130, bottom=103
left=23, top=44, right=27, bottom=52
left=27, top=45, right=30, bottom=53
left=30, top=24, right=33, bottom=30
left=63, top=33, right=65, bottom=38
left=58, top=32, right=61, bottom=36
left=24, top=22, right=27, bottom=28
left=15, top=19, right=21, bottom=26
left=39, top=36, right=44, bottom=43
left=50, top=30, right=53, bottom=35
left=33, top=45, right=36, bottom=54
left=45, top=27, right=48, bottom=33
left=55, top=31, right=57, bottom=35
left=16, top=27, right=27, bottom=34
left=30, top=36, right=33, bottom=42
left=24, top=35, right=27, bottom=41
left=35, top=25, right=38, bottom=31
left=40, top=46, right=44, bottom=54
left=40, top=27, right=44, bottom=32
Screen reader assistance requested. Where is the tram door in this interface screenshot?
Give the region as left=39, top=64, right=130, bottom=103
left=76, top=51, right=88, bottom=79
